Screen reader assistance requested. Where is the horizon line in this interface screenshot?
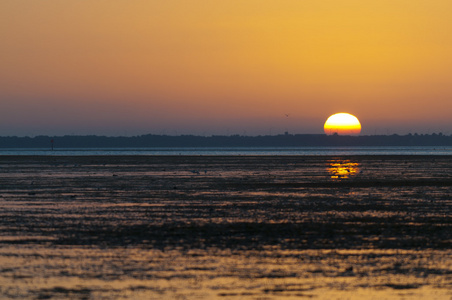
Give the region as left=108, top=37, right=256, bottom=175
left=0, top=132, right=450, bottom=138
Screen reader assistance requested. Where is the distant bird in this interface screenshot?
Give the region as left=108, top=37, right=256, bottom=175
left=285, top=114, right=289, bottom=117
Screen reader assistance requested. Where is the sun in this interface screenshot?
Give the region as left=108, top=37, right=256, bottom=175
left=324, top=113, right=361, bottom=135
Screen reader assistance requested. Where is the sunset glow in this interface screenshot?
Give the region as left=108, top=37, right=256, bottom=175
left=1, top=1, right=452, bottom=136
left=324, top=113, right=362, bottom=135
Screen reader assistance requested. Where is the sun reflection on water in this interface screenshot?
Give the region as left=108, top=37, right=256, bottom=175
left=327, top=160, right=360, bottom=179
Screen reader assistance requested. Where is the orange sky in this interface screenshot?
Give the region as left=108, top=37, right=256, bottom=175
left=1, top=1, right=452, bottom=136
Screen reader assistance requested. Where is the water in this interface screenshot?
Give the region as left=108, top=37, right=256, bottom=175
left=0, top=146, right=452, bottom=156
left=0, top=156, right=451, bottom=299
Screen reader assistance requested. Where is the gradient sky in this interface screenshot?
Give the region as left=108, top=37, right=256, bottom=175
left=1, top=1, right=452, bottom=136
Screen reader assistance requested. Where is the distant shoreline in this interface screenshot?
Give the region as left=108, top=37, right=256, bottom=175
left=1, top=133, right=452, bottom=148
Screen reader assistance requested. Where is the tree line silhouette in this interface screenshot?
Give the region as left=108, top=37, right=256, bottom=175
left=1, top=133, right=452, bottom=148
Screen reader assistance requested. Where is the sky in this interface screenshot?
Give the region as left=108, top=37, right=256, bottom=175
left=1, top=1, right=452, bottom=136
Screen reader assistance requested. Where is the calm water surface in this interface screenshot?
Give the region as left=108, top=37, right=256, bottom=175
left=0, top=146, right=452, bottom=156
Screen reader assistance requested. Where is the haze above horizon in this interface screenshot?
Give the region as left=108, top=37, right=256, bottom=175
left=1, top=1, right=452, bottom=137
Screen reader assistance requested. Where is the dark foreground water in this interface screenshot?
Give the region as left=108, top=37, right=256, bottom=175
left=0, top=156, right=451, bottom=299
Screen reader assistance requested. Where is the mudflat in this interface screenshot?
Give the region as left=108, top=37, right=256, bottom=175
left=0, top=155, right=451, bottom=299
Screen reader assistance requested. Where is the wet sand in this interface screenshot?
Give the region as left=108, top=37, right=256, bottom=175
left=0, top=155, right=451, bottom=299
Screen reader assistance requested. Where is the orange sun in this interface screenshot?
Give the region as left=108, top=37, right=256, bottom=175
left=324, top=113, right=361, bottom=135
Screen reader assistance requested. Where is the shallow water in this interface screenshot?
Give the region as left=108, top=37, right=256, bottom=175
left=1, top=146, right=452, bottom=156
left=0, top=156, right=451, bottom=299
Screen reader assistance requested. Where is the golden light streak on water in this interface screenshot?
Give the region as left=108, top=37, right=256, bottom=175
left=328, top=159, right=360, bottom=179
